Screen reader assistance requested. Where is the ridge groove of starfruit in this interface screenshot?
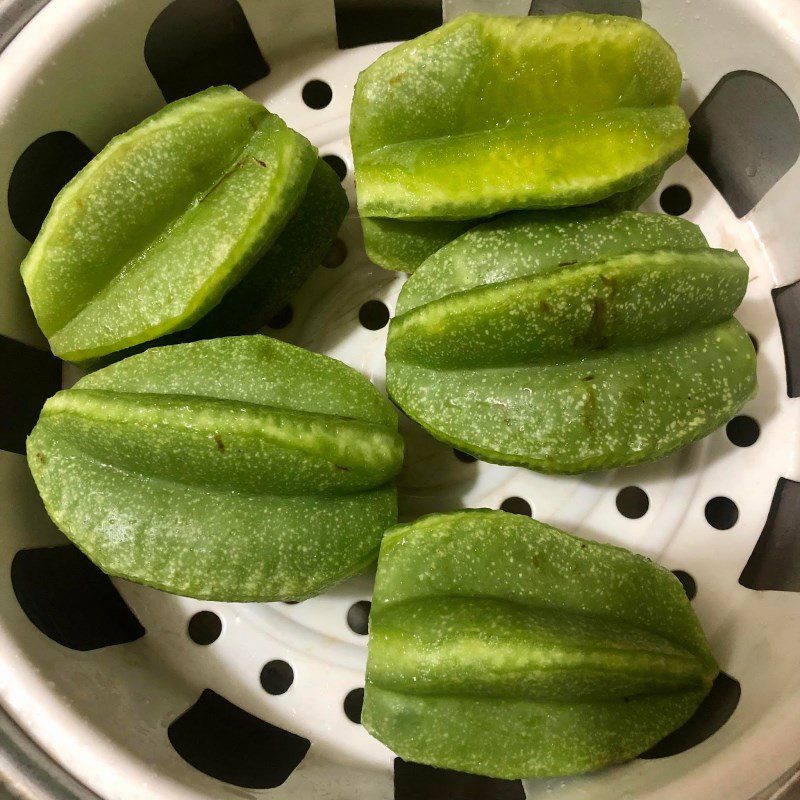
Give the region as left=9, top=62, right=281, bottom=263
left=386, top=209, right=756, bottom=473
left=351, top=13, right=689, bottom=272
left=21, top=87, right=346, bottom=363
left=363, top=510, right=719, bottom=778
left=27, top=336, right=404, bottom=601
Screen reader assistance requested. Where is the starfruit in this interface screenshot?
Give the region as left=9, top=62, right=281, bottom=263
left=386, top=209, right=757, bottom=473
left=361, top=217, right=476, bottom=275
left=361, top=176, right=662, bottom=274
left=363, top=510, right=719, bottom=778
left=191, top=157, right=349, bottom=337
left=351, top=13, right=688, bottom=270
left=27, top=336, right=404, bottom=601
left=21, top=86, right=345, bottom=363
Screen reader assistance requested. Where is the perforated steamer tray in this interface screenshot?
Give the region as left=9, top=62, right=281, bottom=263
left=0, top=0, right=799, bottom=798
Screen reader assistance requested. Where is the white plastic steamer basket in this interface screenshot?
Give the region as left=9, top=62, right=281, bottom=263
left=0, top=1, right=799, bottom=798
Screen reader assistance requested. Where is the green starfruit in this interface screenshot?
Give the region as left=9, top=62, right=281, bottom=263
left=386, top=209, right=757, bottom=472
left=363, top=509, right=719, bottom=778
left=362, top=175, right=662, bottom=274
left=27, top=336, right=404, bottom=601
left=192, top=157, right=349, bottom=336
left=351, top=13, right=688, bottom=270
left=362, top=217, right=476, bottom=275
left=20, top=86, right=344, bottom=363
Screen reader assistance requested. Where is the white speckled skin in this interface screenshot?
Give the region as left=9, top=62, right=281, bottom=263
left=361, top=176, right=664, bottom=273
left=27, top=337, right=403, bottom=601
left=364, top=510, right=716, bottom=777
left=0, top=2, right=799, bottom=799
left=358, top=107, right=688, bottom=219
left=396, top=208, right=708, bottom=313
left=21, top=87, right=318, bottom=364
left=352, top=14, right=687, bottom=264
left=387, top=210, right=756, bottom=472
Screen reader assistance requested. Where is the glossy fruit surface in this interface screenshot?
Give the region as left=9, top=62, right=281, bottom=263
left=28, top=336, right=403, bottom=601
left=363, top=510, right=718, bottom=778
left=362, top=217, right=475, bottom=274
left=357, top=107, right=686, bottom=221
left=386, top=210, right=756, bottom=472
left=21, top=87, right=319, bottom=363
left=352, top=13, right=687, bottom=269
left=362, top=177, right=662, bottom=273
left=194, top=157, right=349, bottom=336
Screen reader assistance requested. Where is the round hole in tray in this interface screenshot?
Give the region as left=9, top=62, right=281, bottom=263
left=359, top=299, right=390, bottom=330
left=322, top=238, right=347, bottom=268
left=267, top=304, right=293, bottom=329
left=344, top=688, right=364, bottom=724
left=616, top=486, right=649, bottom=519
left=705, top=496, right=739, bottom=530
left=187, top=611, right=222, bottom=645
left=260, top=660, right=294, bottom=695
left=500, top=496, right=532, bottom=516
left=323, top=153, right=348, bottom=181
left=346, top=600, right=371, bottom=635
left=726, top=415, right=760, bottom=447
left=660, top=184, right=692, bottom=215
left=672, top=570, right=697, bottom=600
left=302, top=79, right=332, bottom=109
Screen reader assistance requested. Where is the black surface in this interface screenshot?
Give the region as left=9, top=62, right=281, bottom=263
left=0, top=334, right=61, bottom=455
left=334, top=0, right=441, bottom=49
left=689, top=71, right=800, bottom=218
left=641, top=672, right=741, bottom=758
left=394, top=759, right=525, bottom=800
left=11, top=545, right=145, bottom=651
left=8, top=131, right=93, bottom=241
left=145, top=0, right=269, bottom=102
left=740, top=478, right=800, bottom=591
left=530, top=0, right=641, bottom=16
left=773, top=281, right=800, bottom=398
left=168, top=690, right=309, bottom=788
